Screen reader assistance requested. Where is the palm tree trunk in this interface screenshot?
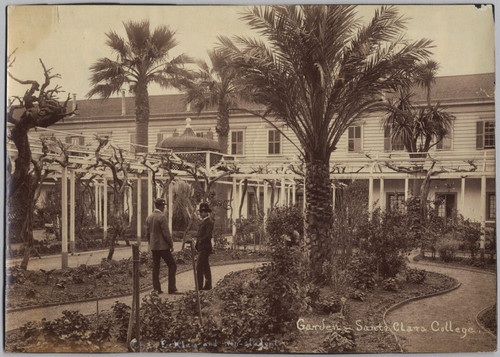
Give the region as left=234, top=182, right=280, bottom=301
left=216, top=105, right=229, bottom=154
left=135, top=81, right=150, bottom=153
left=304, top=158, right=333, bottom=280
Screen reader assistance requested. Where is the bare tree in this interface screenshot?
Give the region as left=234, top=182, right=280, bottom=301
left=7, top=55, right=77, bottom=269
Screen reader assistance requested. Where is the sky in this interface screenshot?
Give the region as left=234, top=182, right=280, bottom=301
left=6, top=4, right=495, bottom=100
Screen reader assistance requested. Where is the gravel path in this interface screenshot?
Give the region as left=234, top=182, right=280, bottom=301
left=6, top=261, right=264, bottom=332
left=386, top=260, right=496, bottom=353
left=6, top=242, right=183, bottom=271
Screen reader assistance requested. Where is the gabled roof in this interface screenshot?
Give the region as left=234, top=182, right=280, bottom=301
left=72, top=73, right=494, bottom=119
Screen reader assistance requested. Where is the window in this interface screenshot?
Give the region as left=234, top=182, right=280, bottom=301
left=436, top=128, right=452, bottom=151
left=476, top=120, right=495, bottom=149
left=231, top=130, right=244, bottom=155
left=384, top=126, right=405, bottom=151
left=268, top=129, right=281, bottom=155
left=348, top=126, right=362, bottom=152
left=487, top=193, right=496, bottom=220
left=66, top=136, right=84, bottom=145
left=387, top=193, right=405, bottom=212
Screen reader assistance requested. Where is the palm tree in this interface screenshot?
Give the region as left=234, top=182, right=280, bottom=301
left=185, top=49, right=246, bottom=154
left=219, top=5, right=432, bottom=278
left=88, top=20, right=191, bottom=153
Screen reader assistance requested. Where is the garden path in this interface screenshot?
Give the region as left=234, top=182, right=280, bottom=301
left=5, top=261, right=265, bottom=332
left=386, top=260, right=496, bottom=352
left=6, top=242, right=183, bottom=271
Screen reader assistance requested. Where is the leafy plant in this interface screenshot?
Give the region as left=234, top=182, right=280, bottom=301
left=381, top=278, right=399, bottom=292
left=436, top=236, right=460, bottom=262
left=41, top=310, right=91, bottom=340
left=111, top=301, right=131, bottom=342
left=405, top=268, right=426, bottom=284
left=321, top=317, right=356, bottom=352
left=348, top=254, right=376, bottom=290
left=140, top=292, right=175, bottom=341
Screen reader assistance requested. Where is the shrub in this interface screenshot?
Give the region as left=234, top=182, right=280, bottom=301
left=320, top=317, right=356, bottom=352
left=359, top=208, right=413, bottom=278
left=381, top=278, right=399, bottom=292
left=140, top=292, right=175, bottom=341
left=348, top=254, right=376, bottom=290
left=265, top=206, right=304, bottom=245
left=437, top=237, right=460, bottom=262
left=314, top=295, right=343, bottom=314
left=405, top=268, right=426, bottom=284
left=111, top=301, right=131, bottom=342
left=41, top=310, right=91, bottom=340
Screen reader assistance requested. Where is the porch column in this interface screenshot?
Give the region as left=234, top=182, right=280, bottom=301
left=61, top=167, right=68, bottom=268
left=168, top=181, right=173, bottom=236
left=368, top=176, right=374, bottom=220
left=232, top=178, right=237, bottom=236
left=239, top=179, right=245, bottom=218
left=380, top=178, right=385, bottom=211
left=292, top=182, right=296, bottom=205
left=137, top=176, right=142, bottom=244
left=70, top=169, right=76, bottom=253
left=480, top=176, right=486, bottom=259
left=404, top=177, right=409, bottom=201
left=460, top=177, right=466, bottom=215
left=103, top=177, right=108, bottom=240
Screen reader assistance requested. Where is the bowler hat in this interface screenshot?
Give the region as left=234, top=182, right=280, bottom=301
left=155, top=198, right=166, bottom=205
left=199, top=202, right=212, bottom=212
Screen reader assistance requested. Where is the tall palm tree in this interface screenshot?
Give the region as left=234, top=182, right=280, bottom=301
left=185, top=49, right=246, bottom=154
left=219, top=5, right=432, bottom=278
left=88, top=20, right=191, bottom=153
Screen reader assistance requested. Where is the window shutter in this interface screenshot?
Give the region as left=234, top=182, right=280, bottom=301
left=65, top=136, right=72, bottom=144
left=384, top=126, right=391, bottom=151
left=79, top=136, right=84, bottom=145
left=476, top=121, right=484, bottom=149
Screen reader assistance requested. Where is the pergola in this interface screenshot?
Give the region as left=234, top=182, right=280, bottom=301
left=7, top=129, right=495, bottom=268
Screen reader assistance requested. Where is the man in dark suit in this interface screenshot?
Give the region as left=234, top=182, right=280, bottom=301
left=146, top=198, right=178, bottom=294
left=195, top=202, right=214, bottom=290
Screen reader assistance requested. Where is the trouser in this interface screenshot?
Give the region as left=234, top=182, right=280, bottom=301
left=152, top=250, right=177, bottom=293
left=196, top=250, right=212, bottom=290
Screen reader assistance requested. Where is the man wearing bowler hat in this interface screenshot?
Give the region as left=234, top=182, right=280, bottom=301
left=195, top=202, right=214, bottom=290
left=146, top=197, right=178, bottom=294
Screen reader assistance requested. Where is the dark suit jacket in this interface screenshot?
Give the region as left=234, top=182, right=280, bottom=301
left=196, top=217, right=214, bottom=252
left=146, top=209, right=173, bottom=251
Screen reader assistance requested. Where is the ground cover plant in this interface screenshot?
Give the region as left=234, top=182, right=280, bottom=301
left=6, top=248, right=268, bottom=310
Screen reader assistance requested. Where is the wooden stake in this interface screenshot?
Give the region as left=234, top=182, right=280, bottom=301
left=190, top=241, right=203, bottom=327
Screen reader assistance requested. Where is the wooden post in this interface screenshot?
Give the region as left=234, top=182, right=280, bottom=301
left=94, top=182, right=99, bottom=225
left=61, top=166, right=68, bottom=268
left=380, top=178, right=385, bottom=211
left=480, top=176, right=486, bottom=260
left=134, top=245, right=140, bottom=351
left=292, top=182, right=296, bottom=205
left=70, top=168, right=76, bottom=253
left=232, top=178, right=237, bottom=237
left=148, top=170, right=153, bottom=213
left=368, top=176, right=374, bottom=220
left=137, top=176, right=142, bottom=245
left=103, top=177, right=108, bottom=240
left=461, top=177, right=466, bottom=216
left=404, top=177, right=409, bottom=201
left=190, top=241, right=203, bottom=326
left=263, top=181, right=268, bottom=226
left=97, top=183, right=102, bottom=226
left=168, top=181, right=173, bottom=236
left=332, top=184, right=336, bottom=212
left=280, top=173, right=286, bottom=206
